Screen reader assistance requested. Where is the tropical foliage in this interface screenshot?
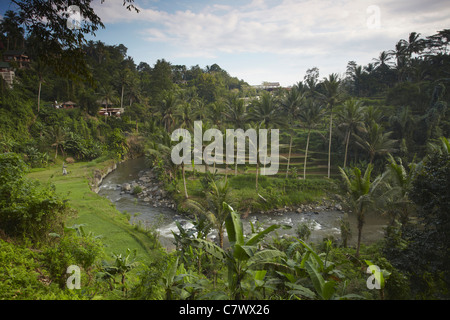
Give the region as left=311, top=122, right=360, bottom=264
left=0, top=1, right=449, bottom=301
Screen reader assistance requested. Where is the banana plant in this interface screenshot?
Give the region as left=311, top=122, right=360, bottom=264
left=182, top=203, right=290, bottom=300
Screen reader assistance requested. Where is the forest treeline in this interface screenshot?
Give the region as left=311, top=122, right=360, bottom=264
left=0, top=2, right=449, bottom=300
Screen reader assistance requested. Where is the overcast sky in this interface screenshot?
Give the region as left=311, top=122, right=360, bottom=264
left=2, top=0, right=450, bottom=86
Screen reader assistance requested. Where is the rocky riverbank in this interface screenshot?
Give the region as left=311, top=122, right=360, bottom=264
left=119, top=167, right=177, bottom=210
left=121, top=167, right=343, bottom=217
left=257, top=200, right=343, bottom=216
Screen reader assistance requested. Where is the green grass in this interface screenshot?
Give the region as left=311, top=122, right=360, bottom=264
left=176, top=171, right=337, bottom=214
left=27, top=159, right=162, bottom=263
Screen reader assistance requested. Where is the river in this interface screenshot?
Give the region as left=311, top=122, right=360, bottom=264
left=98, top=157, right=388, bottom=250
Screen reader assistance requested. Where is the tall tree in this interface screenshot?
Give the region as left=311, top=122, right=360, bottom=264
left=157, top=91, right=179, bottom=132
left=186, top=179, right=233, bottom=249
left=0, top=10, right=24, bottom=50
left=319, top=73, right=342, bottom=178
left=383, top=154, right=417, bottom=227
left=281, top=87, right=304, bottom=178
left=354, top=121, right=397, bottom=164
left=298, top=100, right=325, bottom=179
left=339, top=164, right=384, bottom=257
left=7, top=0, right=138, bottom=82
left=223, top=94, right=249, bottom=175
left=335, top=99, right=366, bottom=168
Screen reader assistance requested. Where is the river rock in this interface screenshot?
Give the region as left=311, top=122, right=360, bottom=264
left=121, top=183, right=131, bottom=192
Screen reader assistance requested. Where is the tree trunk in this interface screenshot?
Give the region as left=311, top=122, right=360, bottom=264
left=37, top=80, right=42, bottom=113
left=344, top=130, right=350, bottom=168
left=356, top=215, right=363, bottom=258
left=303, top=129, right=311, bottom=180
left=327, top=109, right=333, bottom=178
left=182, top=163, right=188, bottom=199
left=219, top=226, right=224, bottom=249
left=286, top=134, right=293, bottom=179
left=121, top=85, right=124, bottom=109
left=255, top=161, right=259, bottom=192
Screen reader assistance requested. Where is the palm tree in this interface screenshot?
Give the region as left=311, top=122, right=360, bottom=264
left=116, top=68, right=131, bottom=109
left=427, top=136, right=450, bottom=155
left=335, top=99, right=366, bottom=168
left=354, top=121, right=397, bottom=164
left=223, top=94, right=248, bottom=130
left=0, top=10, right=24, bottom=50
left=173, top=102, right=196, bottom=199
left=249, top=92, right=283, bottom=188
left=388, top=106, right=415, bottom=155
left=389, top=40, right=408, bottom=81
left=250, top=91, right=284, bottom=130
left=186, top=178, right=233, bottom=248
left=319, top=73, right=342, bottom=178
left=280, top=87, right=305, bottom=178
left=98, top=84, right=117, bottom=120
left=47, top=125, right=67, bottom=159
left=223, top=94, right=249, bottom=175
left=404, top=32, right=424, bottom=58
left=127, top=74, right=141, bottom=107
left=31, top=58, right=47, bottom=114
left=175, top=101, right=195, bottom=130
left=339, top=164, right=384, bottom=257
left=298, top=100, right=325, bottom=179
left=383, top=154, right=417, bottom=227
left=373, top=51, right=394, bottom=70
left=205, top=100, right=225, bottom=128
left=157, top=91, right=180, bottom=132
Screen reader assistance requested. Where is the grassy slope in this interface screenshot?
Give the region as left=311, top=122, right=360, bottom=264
left=27, top=158, right=162, bottom=263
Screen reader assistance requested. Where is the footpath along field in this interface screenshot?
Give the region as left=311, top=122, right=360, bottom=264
left=27, top=158, right=161, bottom=263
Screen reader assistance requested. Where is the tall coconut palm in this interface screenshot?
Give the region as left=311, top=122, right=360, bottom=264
left=389, top=40, right=409, bottom=81
left=115, top=68, right=131, bottom=109
left=249, top=92, right=283, bottom=186
left=0, top=10, right=24, bottom=50
left=157, top=91, right=180, bottom=132
left=223, top=94, right=248, bottom=130
left=173, top=101, right=196, bottom=199
left=31, top=58, right=47, bottom=114
left=383, top=154, right=417, bottom=227
left=388, top=106, right=415, bottom=155
left=98, top=84, right=117, bottom=120
left=127, top=74, right=141, bottom=107
left=335, top=99, right=366, bottom=168
left=373, top=51, right=394, bottom=70
left=281, top=87, right=305, bottom=178
left=339, top=164, right=384, bottom=257
left=175, top=101, right=195, bottom=131
left=319, top=73, right=342, bottom=178
left=354, top=121, right=397, bottom=164
left=250, top=91, right=284, bottom=130
left=298, top=100, right=325, bottom=179
left=47, top=125, right=67, bottom=159
left=404, top=32, right=424, bottom=58
left=186, top=178, right=233, bottom=248
left=223, top=94, right=249, bottom=175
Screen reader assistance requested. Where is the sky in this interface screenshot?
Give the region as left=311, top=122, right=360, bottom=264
left=2, top=0, right=450, bottom=86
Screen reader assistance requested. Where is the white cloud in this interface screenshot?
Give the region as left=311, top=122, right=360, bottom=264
left=92, top=0, right=450, bottom=85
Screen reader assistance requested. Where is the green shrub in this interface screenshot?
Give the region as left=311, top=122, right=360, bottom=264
left=0, top=153, right=73, bottom=244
